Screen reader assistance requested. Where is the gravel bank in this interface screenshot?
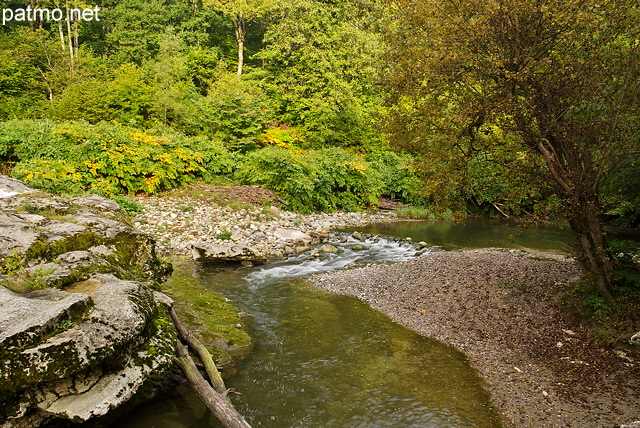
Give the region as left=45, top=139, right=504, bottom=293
left=309, top=249, right=640, bottom=427
left=132, top=194, right=397, bottom=257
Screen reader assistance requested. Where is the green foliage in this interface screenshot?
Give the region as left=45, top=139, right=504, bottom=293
left=110, top=195, right=146, bottom=216
left=4, top=120, right=207, bottom=195
left=195, top=74, right=269, bottom=151
left=396, top=206, right=455, bottom=221
left=178, top=135, right=239, bottom=176
left=234, top=145, right=407, bottom=212
left=12, top=159, right=85, bottom=195
left=257, top=0, right=384, bottom=148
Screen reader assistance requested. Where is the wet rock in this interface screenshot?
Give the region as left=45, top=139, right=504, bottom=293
left=352, top=244, right=365, bottom=251
left=351, top=231, right=364, bottom=241
left=321, top=244, right=339, bottom=254
left=274, top=228, right=312, bottom=244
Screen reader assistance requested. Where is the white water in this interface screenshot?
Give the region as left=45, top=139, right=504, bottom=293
left=244, top=234, right=428, bottom=287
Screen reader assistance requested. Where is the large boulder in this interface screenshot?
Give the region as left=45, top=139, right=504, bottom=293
left=191, top=242, right=267, bottom=263
left=0, top=176, right=177, bottom=427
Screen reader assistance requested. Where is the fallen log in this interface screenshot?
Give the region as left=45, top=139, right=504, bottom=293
left=170, top=307, right=226, bottom=394
left=173, top=342, right=251, bottom=428
left=170, top=308, right=251, bottom=428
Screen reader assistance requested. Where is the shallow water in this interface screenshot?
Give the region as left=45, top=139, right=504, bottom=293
left=347, top=217, right=572, bottom=253
left=116, top=220, right=572, bottom=427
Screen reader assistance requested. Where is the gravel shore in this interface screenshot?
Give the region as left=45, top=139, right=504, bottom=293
left=132, top=192, right=397, bottom=257
left=309, top=249, right=640, bottom=427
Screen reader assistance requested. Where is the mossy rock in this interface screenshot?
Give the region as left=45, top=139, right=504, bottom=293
left=161, top=257, right=253, bottom=376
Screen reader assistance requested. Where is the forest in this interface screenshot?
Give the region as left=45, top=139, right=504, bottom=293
left=0, top=0, right=639, bottom=301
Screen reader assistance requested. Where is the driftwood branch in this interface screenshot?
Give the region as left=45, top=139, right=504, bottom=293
left=170, top=308, right=251, bottom=428
left=173, top=342, right=251, bottom=428
left=170, top=307, right=226, bottom=394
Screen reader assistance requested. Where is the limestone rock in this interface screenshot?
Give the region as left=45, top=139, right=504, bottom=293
left=0, top=175, right=36, bottom=199
left=0, top=176, right=177, bottom=427
left=191, top=242, right=266, bottom=263
left=0, top=287, right=91, bottom=351
left=274, top=228, right=312, bottom=244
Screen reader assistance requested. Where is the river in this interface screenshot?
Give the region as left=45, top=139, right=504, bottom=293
left=116, top=219, right=571, bottom=427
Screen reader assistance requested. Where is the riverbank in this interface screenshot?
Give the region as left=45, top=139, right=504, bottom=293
left=132, top=184, right=399, bottom=257
left=309, top=249, right=640, bottom=427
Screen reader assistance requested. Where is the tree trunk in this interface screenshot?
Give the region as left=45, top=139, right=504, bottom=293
left=65, top=1, right=75, bottom=66
left=567, top=193, right=615, bottom=304
left=537, top=138, right=615, bottom=304
left=170, top=309, right=251, bottom=428
left=234, top=14, right=246, bottom=76
left=169, top=308, right=226, bottom=394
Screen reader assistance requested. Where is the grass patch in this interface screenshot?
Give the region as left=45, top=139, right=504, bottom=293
left=110, top=195, right=145, bottom=216
left=215, top=231, right=232, bottom=240
left=396, top=205, right=455, bottom=220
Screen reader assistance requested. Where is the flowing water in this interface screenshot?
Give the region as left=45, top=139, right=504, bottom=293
left=117, top=220, right=572, bottom=427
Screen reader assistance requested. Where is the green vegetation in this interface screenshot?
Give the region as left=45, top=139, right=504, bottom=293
left=161, top=258, right=252, bottom=368
left=0, top=0, right=638, bottom=304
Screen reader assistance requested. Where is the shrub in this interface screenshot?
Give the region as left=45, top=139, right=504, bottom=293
left=235, top=146, right=388, bottom=213
left=6, top=120, right=207, bottom=195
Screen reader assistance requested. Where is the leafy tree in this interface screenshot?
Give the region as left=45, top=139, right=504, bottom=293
left=258, top=0, right=383, bottom=148
left=204, top=0, right=275, bottom=75
left=103, top=0, right=173, bottom=64
left=194, top=73, right=269, bottom=150
left=383, top=0, right=640, bottom=301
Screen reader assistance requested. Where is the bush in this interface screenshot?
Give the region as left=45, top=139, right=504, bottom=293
left=6, top=120, right=207, bottom=195
left=234, top=146, right=395, bottom=213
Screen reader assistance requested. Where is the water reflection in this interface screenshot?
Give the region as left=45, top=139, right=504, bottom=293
left=348, top=218, right=572, bottom=253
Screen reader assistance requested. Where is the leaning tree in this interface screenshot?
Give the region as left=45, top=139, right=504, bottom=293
left=382, top=0, right=640, bottom=302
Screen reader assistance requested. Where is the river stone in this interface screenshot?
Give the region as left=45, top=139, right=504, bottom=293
left=352, top=244, right=365, bottom=251
left=273, top=228, right=312, bottom=244
left=631, top=331, right=640, bottom=345
left=191, top=242, right=266, bottom=263
left=321, top=244, right=339, bottom=253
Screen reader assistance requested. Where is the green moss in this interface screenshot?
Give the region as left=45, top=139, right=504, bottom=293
left=161, top=257, right=252, bottom=371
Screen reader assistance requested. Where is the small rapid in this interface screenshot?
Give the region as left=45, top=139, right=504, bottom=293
left=244, top=234, right=425, bottom=287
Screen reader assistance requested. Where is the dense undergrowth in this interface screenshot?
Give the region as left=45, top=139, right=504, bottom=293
left=0, top=119, right=423, bottom=213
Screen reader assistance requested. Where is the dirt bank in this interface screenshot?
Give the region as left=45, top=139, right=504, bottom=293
left=309, top=249, right=640, bottom=427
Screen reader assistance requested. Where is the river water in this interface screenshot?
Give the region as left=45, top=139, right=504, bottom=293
left=117, top=219, right=571, bottom=427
